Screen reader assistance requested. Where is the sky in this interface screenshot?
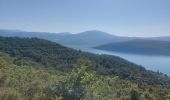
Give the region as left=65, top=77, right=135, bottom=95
left=0, top=0, right=170, bottom=37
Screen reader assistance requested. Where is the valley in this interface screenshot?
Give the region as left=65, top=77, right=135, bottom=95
left=1, top=0, right=170, bottom=99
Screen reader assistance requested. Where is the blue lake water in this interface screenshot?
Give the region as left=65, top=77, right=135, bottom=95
left=68, top=45, right=170, bottom=76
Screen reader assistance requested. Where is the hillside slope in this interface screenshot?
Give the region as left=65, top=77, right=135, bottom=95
left=0, top=37, right=170, bottom=86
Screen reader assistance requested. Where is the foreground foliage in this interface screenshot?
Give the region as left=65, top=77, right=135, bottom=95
left=0, top=53, right=170, bottom=100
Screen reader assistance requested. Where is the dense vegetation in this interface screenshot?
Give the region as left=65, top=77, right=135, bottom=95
left=0, top=52, right=170, bottom=100
left=95, top=39, right=170, bottom=55
left=0, top=37, right=170, bottom=86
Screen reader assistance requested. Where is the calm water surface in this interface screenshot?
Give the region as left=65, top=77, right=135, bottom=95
left=68, top=45, right=170, bottom=76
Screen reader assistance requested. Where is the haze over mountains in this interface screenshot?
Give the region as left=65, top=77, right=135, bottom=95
left=1, top=29, right=170, bottom=47
left=0, top=29, right=134, bottom=47
left=1, top=29, right=170, bottom=56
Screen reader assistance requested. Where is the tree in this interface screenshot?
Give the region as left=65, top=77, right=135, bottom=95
left=130, top=89, right=139, bottom=100
left=51, top=58, right=96, bottom=100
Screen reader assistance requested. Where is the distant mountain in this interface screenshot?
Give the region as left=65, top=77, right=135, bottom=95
left=95, top=39, right=170, bottom=55
left=0, top=29, right=72, bottom=42
left=0, top=29, right=133, bottom=47
left=59, top=30, right=135, bottom=47
left=1, top=29, right=170, bottom=47
left=149, top=36, right=170, bottom=41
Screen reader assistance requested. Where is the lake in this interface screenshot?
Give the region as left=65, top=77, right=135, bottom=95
left=67, top=45, right=170, bottom=76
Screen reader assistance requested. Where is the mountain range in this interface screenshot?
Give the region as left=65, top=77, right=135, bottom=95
left=0, top=29, right=136, bottom=47
left=1, top=29, right=170, bottom=55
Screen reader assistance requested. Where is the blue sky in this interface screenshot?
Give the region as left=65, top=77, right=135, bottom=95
left=0, top=0, right=170, bottom=37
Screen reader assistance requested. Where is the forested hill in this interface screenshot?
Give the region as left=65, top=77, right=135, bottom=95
left=95, top=39, right=170, bottom=55
left=0, top=36, right=170, bottom=86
